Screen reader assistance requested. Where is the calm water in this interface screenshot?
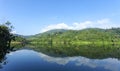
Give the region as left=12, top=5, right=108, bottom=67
left=0, top=49, right=120, bottom=71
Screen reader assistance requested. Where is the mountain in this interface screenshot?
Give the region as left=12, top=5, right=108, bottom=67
left=14, top=34, right=30, bottom=38
left=27, top=28, right=120, bottom=42
left=43, top=29, right=68, bottom=34
left=27, top=29, right=68, bottom=39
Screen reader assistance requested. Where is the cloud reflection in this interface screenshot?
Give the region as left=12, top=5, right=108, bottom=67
left=39, top=52, right=120, bottom=71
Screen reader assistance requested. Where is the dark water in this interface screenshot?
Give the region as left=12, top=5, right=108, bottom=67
left=0, top=49, right=120, bottom=71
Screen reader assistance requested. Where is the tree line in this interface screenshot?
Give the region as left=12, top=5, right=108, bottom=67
left=28, top=28, right=120, bottom=46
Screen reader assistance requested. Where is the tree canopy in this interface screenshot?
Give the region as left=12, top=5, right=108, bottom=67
left=0, top=21, right=14, bottom=54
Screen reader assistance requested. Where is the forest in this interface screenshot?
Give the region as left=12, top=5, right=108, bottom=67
left=28, top=28, right=120, bottom=45
left=1, top=22, right=120, bottom=58
left=26, top=28, right=120, bottom=58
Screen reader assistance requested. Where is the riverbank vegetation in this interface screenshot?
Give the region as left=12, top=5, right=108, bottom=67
left=0, top=21, right=15, bottom=52
left=1, top=21, right=120, bottom=59
left=0, top=21, right=15, bottom=61
left=26, top=28, right=120, bottom=58
left=28, top=28, right=120, bottom=45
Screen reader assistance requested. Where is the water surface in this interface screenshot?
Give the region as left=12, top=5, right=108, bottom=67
left=0, top=49, right=120, bottom=71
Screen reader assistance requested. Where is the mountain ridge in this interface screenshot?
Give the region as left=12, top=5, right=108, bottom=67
left=27, top=28, right=120, bottom=42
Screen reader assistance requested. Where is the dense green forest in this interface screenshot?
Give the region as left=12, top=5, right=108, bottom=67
left=28, top=28, right=120, bottom=45
left=26, top=28, right=120, bottom=58
left=1, top=21, right=120, bottom=58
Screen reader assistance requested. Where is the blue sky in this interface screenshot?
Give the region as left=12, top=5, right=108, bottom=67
left=0, top=0, right=120, bottom=35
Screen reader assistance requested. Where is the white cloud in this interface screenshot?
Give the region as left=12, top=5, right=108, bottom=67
left=41, top=18, right=118, bottom=32
left=41, top=23, right=73, bottom=32
left=72, top=21, right=93, bottom=29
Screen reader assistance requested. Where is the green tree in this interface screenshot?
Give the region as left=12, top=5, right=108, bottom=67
left=0, top=21, right=15, bottom=54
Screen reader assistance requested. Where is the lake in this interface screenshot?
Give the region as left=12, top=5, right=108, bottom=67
left=0, top=48, right=120, bottom=71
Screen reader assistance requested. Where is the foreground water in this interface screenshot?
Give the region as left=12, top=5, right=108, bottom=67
left=0, top=49, right=120, bottom=71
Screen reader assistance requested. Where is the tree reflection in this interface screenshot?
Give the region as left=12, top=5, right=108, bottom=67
left=29, top=44, right=120, bottom=59
left=0, top=51, right=8, bottom=69
left=0, top=22, right=14, bottom=69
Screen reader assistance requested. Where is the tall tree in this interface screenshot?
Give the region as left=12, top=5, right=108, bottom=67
left=0, top=21, right=14, bottom=53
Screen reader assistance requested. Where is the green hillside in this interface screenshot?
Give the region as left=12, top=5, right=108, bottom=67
left=26, top=28, right=120, bottom=58
left=27, top=28, right=120, bottom=45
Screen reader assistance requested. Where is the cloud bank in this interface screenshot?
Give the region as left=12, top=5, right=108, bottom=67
left=41, top=18, right=118, bottom=32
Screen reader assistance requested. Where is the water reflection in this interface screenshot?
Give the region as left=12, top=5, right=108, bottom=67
left=0, top=49, right=120, bottom=71
left=39, top=52, right=120, bottom=71
left=0, top=52, right=7, bottom=70
left=31, top=44, right=120, bottom=59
